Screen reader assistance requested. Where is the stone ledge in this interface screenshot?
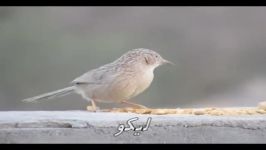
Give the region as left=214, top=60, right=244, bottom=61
left=0, top=111, right=266, bottom=143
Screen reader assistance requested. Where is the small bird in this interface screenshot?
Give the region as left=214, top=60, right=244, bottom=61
left=22, top=48, right=173, bottom=111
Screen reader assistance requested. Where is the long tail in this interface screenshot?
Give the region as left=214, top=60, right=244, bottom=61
left=22, top=86, right=76, bottom=103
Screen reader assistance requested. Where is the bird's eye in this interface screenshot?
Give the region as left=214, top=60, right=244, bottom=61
left=155, top=55, right=158, bottom=58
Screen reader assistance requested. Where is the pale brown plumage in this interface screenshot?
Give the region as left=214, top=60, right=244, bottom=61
left=22, top=48, right=172, bottom=111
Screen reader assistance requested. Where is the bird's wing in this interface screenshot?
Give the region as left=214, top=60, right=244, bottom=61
left=71, top=68, right=116, bottom=85
left=71, top=69, right=101, bottom=85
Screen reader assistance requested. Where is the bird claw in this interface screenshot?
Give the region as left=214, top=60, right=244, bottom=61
left=86, top=105, right=99, bottom=112
left=136, top=105, right=148, bottom=109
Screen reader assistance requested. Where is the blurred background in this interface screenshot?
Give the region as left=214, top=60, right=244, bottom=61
left=1, top=7, right=266, bottom=110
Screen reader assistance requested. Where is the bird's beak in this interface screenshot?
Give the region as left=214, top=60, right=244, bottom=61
left=162, top=59, right=175, bottom=65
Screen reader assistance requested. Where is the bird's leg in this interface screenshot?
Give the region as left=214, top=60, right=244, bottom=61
left=81, top=93, right=99, bottom=112
left=121, top=100, right=148, bottom=109
left=86, top=99, right=98, bottom=112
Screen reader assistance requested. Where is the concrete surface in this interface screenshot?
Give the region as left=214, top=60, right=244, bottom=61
left=0, top=111, right=266, bottom=143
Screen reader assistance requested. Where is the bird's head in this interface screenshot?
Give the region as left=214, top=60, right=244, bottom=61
left=119, top=48, right=173, bottom=71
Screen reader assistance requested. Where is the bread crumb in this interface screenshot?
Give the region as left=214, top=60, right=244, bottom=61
left=193, top=110, right=205, bottom=115
left=103, top=101, right=266, bottom=116
left=258, top=101, right=266, bottom=110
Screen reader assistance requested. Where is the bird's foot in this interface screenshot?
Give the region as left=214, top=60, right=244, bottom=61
left=86, top=105, right=100, bottom=112
left=121, top=101, right=149, bottom=109
left=135, top=105, right=149, bottom=109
